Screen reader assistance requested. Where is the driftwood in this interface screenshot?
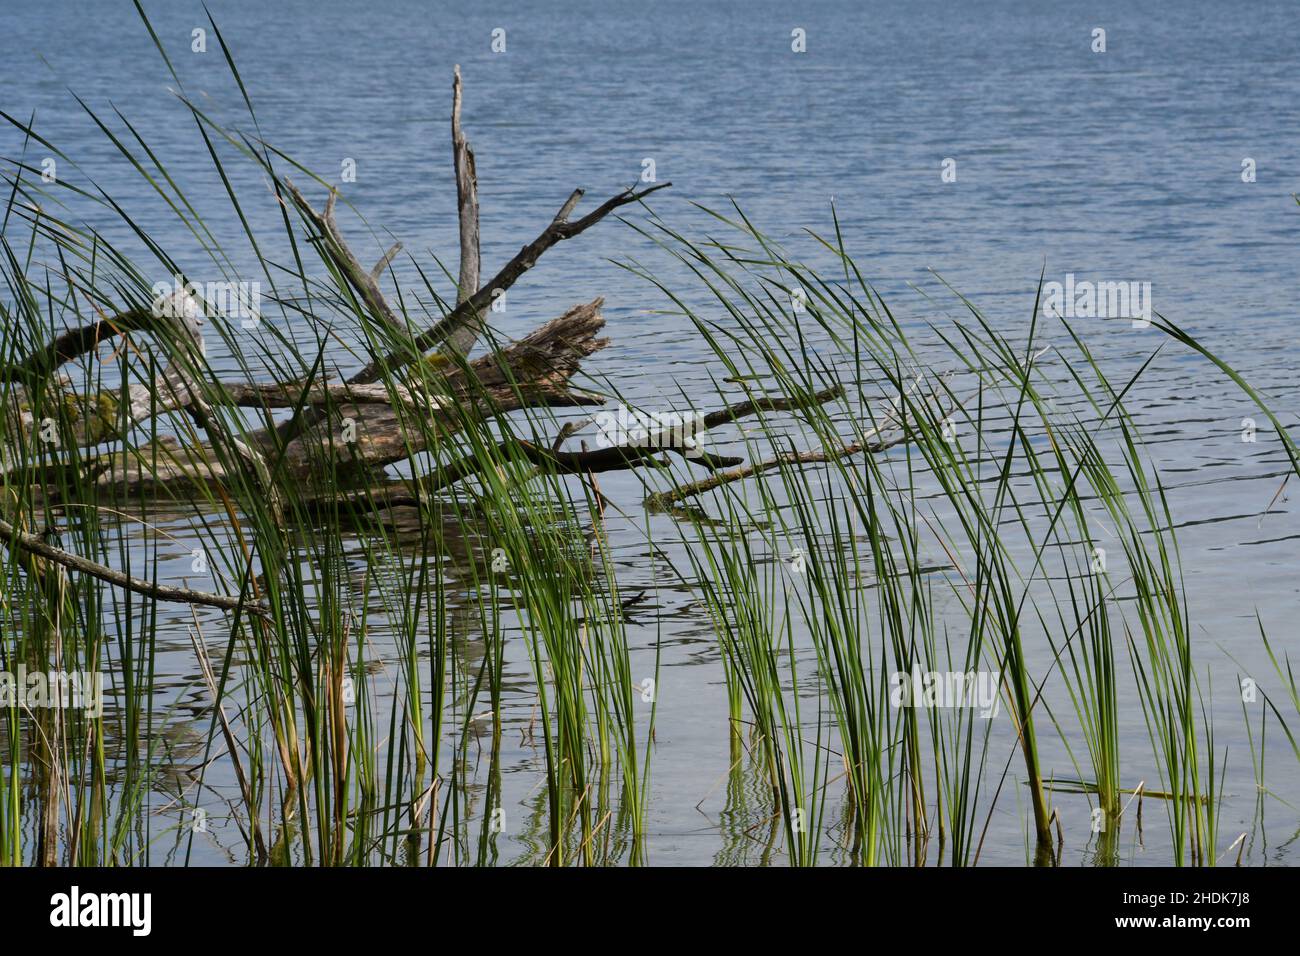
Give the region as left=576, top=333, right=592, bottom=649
left=0, top=69, right=911, bottom=618
left=447, top=64, right=482, bottom=358
left=270, top=299, right=610, bottom=476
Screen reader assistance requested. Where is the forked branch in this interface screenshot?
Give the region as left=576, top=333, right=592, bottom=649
left=348, top=179, right=672, bottom=386
left=282, top=178, right=406, bottom=339
left=411, top=385, right=849, bottom=495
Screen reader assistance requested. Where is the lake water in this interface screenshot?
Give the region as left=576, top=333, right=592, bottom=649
left=2, top=0, right=1297, bottom=865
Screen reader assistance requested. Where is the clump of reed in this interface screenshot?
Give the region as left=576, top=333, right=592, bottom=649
left=0, top=8, right=1293, bottom=868
left=621, top=204, right=1292, bottom=866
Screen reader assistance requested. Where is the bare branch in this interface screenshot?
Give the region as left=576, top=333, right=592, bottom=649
left=0, top=513, right=268, bottom=617
left=698, top=385, right=844, bottom=429
left=0, top=306, right=154, bottom=384
left=416, top=383, right=845, bottom=496
left=348, top=179, right=671, bottom=387
left=370, top=242, right=402, bottom=282
left=553, top=189, right=584, bottom=225
left=444, top=64, right=483, bottom=358
left=648, top=433, right=910, bottom=506
left=647, top=376, right=949, bottom=505
left=220, top=379, right=437, bottom=412
left=413, top=438, right=717, bottom=498
left=282, top=178, right=406, bottom=339
left=551, top=418, right=587, bottom=452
